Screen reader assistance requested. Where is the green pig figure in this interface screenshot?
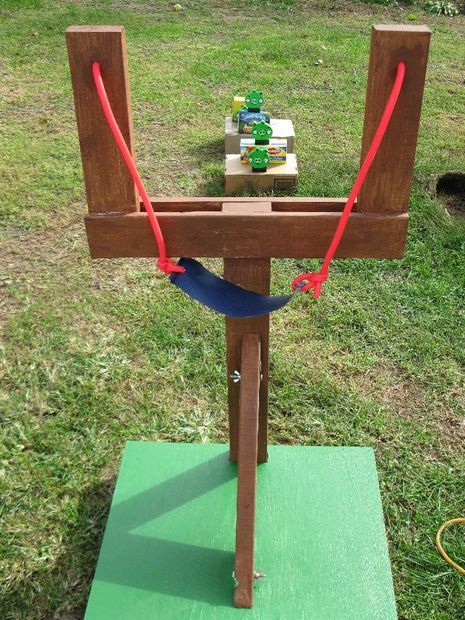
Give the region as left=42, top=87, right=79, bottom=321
left=251, top=121, right=273, bottom=145
left=244, top=89, right=264, bottom=112
left=249, top=146, right=269, bottom=173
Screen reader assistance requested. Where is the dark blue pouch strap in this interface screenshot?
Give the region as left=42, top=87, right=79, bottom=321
left=170, top=258, right=292, bottom=319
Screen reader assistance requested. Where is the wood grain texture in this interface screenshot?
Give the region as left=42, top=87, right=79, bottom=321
left=234, top=335, right=261, bottom=608
left=224, top=257, right=270, bottom=464
left=141, top=196, right=347, bottom=212
left=358, top=25, right=431, bottom=213
left=85, top=210, right=408, bottom=259
left=224, top=202, right=271, bottom=464
left=66, top=26, right=139, bottom=214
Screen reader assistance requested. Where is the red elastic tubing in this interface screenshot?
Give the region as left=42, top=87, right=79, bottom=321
left=292, top=61, right=406, bottom=298
left=92, top=61, right=184, bottom=275
left=93, top=60, right=405, bottom=294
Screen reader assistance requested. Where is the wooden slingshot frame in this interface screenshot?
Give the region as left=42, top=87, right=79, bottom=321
left=66, top=24, right=430, bottom=609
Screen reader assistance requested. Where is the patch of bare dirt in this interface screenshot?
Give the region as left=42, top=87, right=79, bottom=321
left=0, top=217, right=155, bottom=330
left=436, top=171, right=465, bottom=218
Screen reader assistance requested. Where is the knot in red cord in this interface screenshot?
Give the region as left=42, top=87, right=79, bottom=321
left=157, top=257, right=185, bottom=275
left=291, top=272, right=328, bottom=299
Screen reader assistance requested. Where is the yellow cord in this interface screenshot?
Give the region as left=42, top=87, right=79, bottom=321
left=435, top=518, right=465, bottom=576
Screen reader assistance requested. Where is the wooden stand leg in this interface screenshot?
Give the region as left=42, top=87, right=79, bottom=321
left=234, top=334, right=261, bottom=608
left=224, top=258, right=270, bottom=463
left=66, top=26, right=139, bottom=214
left=358, top=25, right=431, bottom=214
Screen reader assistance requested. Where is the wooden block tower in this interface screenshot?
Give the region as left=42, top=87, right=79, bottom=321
left=224, top=90, right=298, bottom=192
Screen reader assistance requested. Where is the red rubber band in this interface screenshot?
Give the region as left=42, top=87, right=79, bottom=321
left=92, top=61, right=184, bottom=276
left=292, top=61, right=406, bottom=299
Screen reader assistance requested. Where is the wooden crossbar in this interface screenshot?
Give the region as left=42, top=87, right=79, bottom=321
left=139, top=196, right=348, bottom=212
left=85, top=210, right=408, bottom=259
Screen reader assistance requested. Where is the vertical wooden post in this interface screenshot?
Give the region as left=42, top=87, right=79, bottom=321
left=223, top=202, right=271, bottom=464
left=234, top=334, right=260, bottom=608
left=358, top=25, right=431, bottom=214
left=66, top=26, right=138, bottom=213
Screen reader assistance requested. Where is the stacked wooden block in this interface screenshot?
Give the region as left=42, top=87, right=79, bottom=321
left=224, top=95, right=298, bottom=193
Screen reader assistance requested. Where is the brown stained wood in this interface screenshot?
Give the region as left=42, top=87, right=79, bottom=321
left=270, top=199, right=345, bottom=212
left=66, top=26, right=139, bottom=214
left=234, top=334, right=261, bottom=608
left=223, top=203, right=270, bottom=464
left=85, top=210, right=408, bottom=259
left=142, top=196, right=347, bottom=212
left=358, top=25, right=431, bottom=214
left=225, top=281, right=269, bottom=463
left=222, top=202, right=272, bottom=214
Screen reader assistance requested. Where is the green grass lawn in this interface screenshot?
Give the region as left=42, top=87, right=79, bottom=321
left=1, top=1, right=464, bottom=618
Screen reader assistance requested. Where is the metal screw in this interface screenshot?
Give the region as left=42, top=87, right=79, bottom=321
left=230, top=370, right=241, bottom=383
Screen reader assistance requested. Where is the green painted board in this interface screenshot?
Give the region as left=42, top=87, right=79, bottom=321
left=84, top=442, right=397, bottom=619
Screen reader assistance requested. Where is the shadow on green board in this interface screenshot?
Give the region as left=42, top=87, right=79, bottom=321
left=92, top=450, right=237, bottom=608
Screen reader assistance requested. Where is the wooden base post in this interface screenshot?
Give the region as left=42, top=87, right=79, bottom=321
left=224, top=258, right=270, bottom=463
left=223, top=200, right=271, bottom=465
left=234, top=334, right=261, bottom=608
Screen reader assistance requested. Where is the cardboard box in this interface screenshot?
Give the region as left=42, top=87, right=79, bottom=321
left=225, top=154, right=298, bottom=193
left=240, top=138, right=288, bottom=164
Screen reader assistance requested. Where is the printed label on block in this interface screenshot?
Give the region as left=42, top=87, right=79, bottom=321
left=238, top=110, right=271, bottom=134
left=240, top=138, right=288, bottom=164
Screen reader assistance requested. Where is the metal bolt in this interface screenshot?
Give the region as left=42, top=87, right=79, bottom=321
left=230, top=370, right=241, bottom=383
